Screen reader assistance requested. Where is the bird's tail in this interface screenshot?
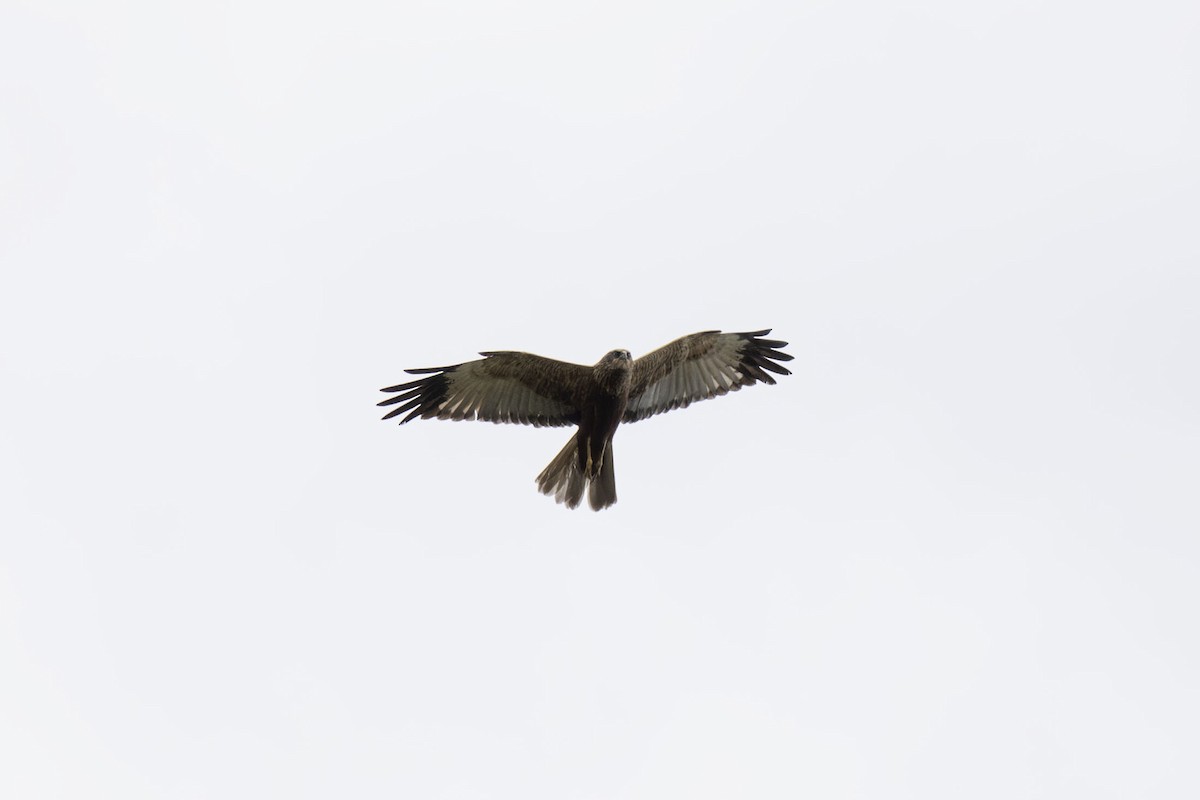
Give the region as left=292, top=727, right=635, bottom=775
left=587, top=443, right=617, bottom=511
left=536, top=433, right=586, bottom=509
left=536, top=433, right=617, bottom=511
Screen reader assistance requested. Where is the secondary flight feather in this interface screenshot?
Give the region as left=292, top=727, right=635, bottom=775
left=378, top=329, right=793, bottom=510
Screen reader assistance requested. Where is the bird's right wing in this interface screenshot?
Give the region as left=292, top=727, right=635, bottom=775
left=624, top=330, right=792, bottom=423
left=379, top=351, right=588, bottom=427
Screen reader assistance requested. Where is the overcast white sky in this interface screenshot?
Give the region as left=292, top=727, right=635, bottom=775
left=2, top=1, right=1199, bottom=797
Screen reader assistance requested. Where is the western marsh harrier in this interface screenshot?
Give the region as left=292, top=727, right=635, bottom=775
left=379, top=329, right=792, bottom=510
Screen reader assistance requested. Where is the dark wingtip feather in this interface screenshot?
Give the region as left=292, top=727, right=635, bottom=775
left=377, top=386, right=422, bottom=406
left=739, top=361, right=772, bottom=383
left=378, top=369, right=454, bottom=424
left=380, top=393, right=425, bottom=419
left=740, top=330, right=793, bottom=381
left=758, top=359, right=792, bottom=376
left=380, top=406, right=408, bottom=421
left=380, top=378, right=423, bottom=394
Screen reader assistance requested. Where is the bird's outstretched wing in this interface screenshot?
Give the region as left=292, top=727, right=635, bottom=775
left=623, top=330, right=793, bottom=423
left=379, top=352, right=589, bottom=427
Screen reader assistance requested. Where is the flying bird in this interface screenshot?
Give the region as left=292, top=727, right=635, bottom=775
left=378, top=329, right=793, bottom=510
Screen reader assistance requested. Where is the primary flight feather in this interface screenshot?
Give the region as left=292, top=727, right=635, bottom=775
left=378, top=329, right=793, bottom=510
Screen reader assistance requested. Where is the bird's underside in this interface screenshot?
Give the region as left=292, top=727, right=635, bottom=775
left=378, top=329, right=793, bottom=510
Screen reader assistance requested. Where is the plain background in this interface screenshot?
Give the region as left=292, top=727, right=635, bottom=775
left=2, top=1, right=1198, bottom=797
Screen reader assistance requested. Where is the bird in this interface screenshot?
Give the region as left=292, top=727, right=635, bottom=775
left=378, top=329, right=793, bottom=510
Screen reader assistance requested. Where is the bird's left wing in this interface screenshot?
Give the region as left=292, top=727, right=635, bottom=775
left=623, top=330, right=793, bottom=423
left=379, top=351, right=588, bottom=427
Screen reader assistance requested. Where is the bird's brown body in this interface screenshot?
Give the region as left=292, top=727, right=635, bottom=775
left=554, top=349, right=632, bottom=509
left=579, top=350, right=632, bottom=470
left=379, top=330, right=791, bottom=510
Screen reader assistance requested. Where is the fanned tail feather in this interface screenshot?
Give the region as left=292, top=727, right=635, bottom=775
left=588, top=446, right=617, bottom=511
left=536, top=434, right=586, bottom=510
left=536, top=434, right=618, bottom=511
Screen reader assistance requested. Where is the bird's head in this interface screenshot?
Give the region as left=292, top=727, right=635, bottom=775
left=599, top=349, right=632, bottom=366
left=594, top=349, right=633, bottom=393
left=594, top=349, right=632, bottom=376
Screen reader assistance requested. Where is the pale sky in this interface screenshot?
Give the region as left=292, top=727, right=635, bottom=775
left=2, top=1, right=1199, bottom=797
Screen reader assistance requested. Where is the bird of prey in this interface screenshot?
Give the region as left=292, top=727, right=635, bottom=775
left=378, top=329, right=793, bottom=510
